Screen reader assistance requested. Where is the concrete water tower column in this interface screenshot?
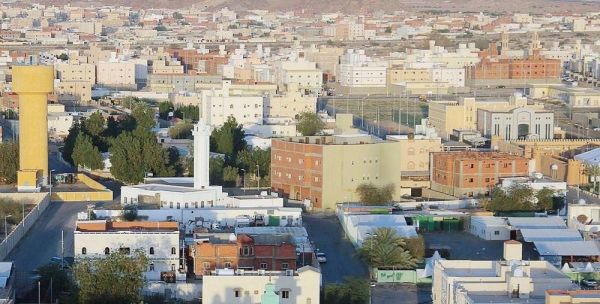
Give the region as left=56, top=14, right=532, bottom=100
left=13, top=65, right=54, bottom=188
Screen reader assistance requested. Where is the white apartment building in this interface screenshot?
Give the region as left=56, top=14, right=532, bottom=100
left=54, top=62, right=95, bottom=82
left=201, top=266, right=321, bottom=304
left=48, top=112, right=75, bottom=138
left=200, top=81, right=264, bottom=127
left=273, top=59, right=322, bottom=94
left=338, top=49, right=387, bottom=88
left=430, top=68, right=466, bottom=88
left=96, top=53, right=137, bottom=86
left=74, top=220, right=184, bottom=282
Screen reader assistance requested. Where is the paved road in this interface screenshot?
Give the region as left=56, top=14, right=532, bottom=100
left=303, top=213, right=368, bottom=284
left=5, top=201, right=89, bottom=272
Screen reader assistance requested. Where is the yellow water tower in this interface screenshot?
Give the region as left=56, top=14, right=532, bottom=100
left=13, top=65, right=54, bottom=190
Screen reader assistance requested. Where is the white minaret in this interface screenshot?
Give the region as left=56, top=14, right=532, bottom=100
left=193, top=119, right=211, bottom=189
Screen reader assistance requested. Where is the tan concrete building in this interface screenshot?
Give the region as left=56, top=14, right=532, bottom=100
left=55, top=81, right=92, bottom=103
left=263, top=83, right=316, bottom=119
left=428, top=95, right=541, bottom=139
left=55, top=63, right=95, bottom=82
left=433, top=241, right=578, bottom=304
left=386, top=134, right=443, bottom=196
left=387, top=69, right=431, bottom=85
left=201, top=266, right=320, bottom=304
left=529, top=83, right=600, bottom=108
left=96, top=60, right=136, bottom=87
left=546, top=290, right=600, bottom=303
left=271, top=134, right=402, bottom=212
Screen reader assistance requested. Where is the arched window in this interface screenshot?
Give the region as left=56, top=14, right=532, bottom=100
left=104, top=247, right=110, bottom=255
left=407, top=161, right=416, bottom=170
left=408, top=148, right=415, bottom=155
left=171, top=247, right=176, bottom=255
left=82, top=247, right=87, bottom=255
left=149, top=247, right=155, bottom=255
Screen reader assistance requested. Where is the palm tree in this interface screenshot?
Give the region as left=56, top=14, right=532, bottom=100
left=587, top=164, right=600, bottom=194
left=356, top=227, right=417, bottom=270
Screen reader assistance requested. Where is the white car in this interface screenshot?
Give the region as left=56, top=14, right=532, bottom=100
left=582, top=278, right=597, bottom=287
left=316, top=252, right=327, bottom=263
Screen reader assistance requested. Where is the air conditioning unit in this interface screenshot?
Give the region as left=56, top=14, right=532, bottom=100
left=286, top=270, right=294, bottom=276
left=236, top=269, right=245, bottom=275
left=258, top=269, right=266, bottom=276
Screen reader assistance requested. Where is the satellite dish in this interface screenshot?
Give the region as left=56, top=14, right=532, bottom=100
left=577, top=214, right=588, bottom=224
left=513, top=268, right=524, bottom=277
left=228, top=233, right=237, bottom=242
left=493, top=145, right=499, bottom=152
left=551, top=164, right=559, bottom=171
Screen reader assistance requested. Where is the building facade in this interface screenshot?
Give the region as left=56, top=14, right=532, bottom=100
left=271, top=135, right=402, bottom=211
left=431, top=151, right=533, bottom=198
left=190, top=233, right=296, bottom=277
left=74, top=220, right=183, bottom=282
left=477, top=107, right=554, bottom=140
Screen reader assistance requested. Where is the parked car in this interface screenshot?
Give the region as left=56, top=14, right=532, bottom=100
left=316, top=252, right=327, bottom=263
left=496, top=85, right=506, bottom=88
left=582, top=278, right=597, bottom=287
left=49, top=256, right=74, bottom=268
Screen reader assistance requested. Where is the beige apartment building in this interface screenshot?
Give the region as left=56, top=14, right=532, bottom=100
left=55, top=63, right=95, bottom=82
left=304, top=45, right=344, bottom=75
left=271, top=134, right=402, bottom=212
left=387, top=69, right=431, bottom=85
left=149, top=60, right=184, bottom=74
left=428, top=95, right=541, bottom=139
left=55, top=81, right=92, bottom=103
left=386, top=135, right=443, bottom=196
left=546, top=290, right=600, bottom=303
left=263, top=83, right=316, bottom=119
left=96, top=60, right=136, bottom=87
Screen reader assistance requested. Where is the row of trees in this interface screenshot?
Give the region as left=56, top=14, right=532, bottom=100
left=355, top=227, right=424, bottom=270
left=355, top=183, right=396, bottom=206
left=482, top=185, right=565, bottom=212
left=0, top=141, right=18, bottom=184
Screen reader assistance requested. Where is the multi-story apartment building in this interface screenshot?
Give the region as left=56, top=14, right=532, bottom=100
left=338, top=49, right=387, bottom=88
left=96, top=57, right=136, bottom=87
left=477, top=107, right=554, bottom=140
left=263, top=83, right=316, bottom=119
left=387, top=68, right=430, bottom=84
left=190, top=233, right=296, bottom=277
left=200, top=80, right=264, bottom=127
left=431, top=151, right=533, bottom=198
left=54, top=81, right=92, bottom=103
left=271, top=134, right=402, bottom=212
left=54, top=62, right=95, bottom=82
left=273, top=59, right=322, bottom=94
left=74, top=220, right=183, bottom=283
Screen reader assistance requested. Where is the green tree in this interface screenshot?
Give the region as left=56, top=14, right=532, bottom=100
left=155, top=25, right=168, bottom=31
left=0, top=141, right=18, bottom=184
left=210, top=116, right=246, bottom=164
left=237, top=147, right=271, bottom=179
left=82, top=112, right=106, bottom=138
left=130, top=102, right=156, bottom=131
left=72, top=134, right=104, bottom=170
left=355, top=183, right=396, bottom=206
left=588, top=164, right=600, bottom=194
left=296, top=111, right=325, bottom=136
left=209, top=157, right=224, bottom=185
left=223, top=166, right=239, bottom=186
left=103, top=116, right=120, bottom=138
left=326, top=39, right=334, bottom=46
left=487, top=184, right=536, bottom=212
left=167, top=146, right=185, bottom=177
left=385, top=26, right=392, bottom=33
left=58, top=53, right=69, bottom=60
left=120, top=96, right=139, bottom=110
left=62, top=120, right=82, bottom=165
left=355, top=227, right=418, bottom=269
left=168, top=122, right=193, bottom=139
left=536, top=187, right=556, bottom=211
left=323, top=276, right=369, bottom=304
left=73, top=249, right=149, bottom=304
left=404, top=235, right=426, bottom=261
left=175, top=104, right=200, bottom=122
left=158, top=101, right=175, bottom=120
left=121, top=204, right=138, bottom=221
left=173, top=12, right=184, bottom=19
left=37, top=263, right=71, bottom=302
left=109, top=129, right=174, bottom=184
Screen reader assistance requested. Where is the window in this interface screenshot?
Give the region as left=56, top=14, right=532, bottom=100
left=149, top=263, right=155, bottom=271
left=281, top=290, right=290, bottom=299
left=81, top=247, right=87, bottom=255
left=469, top=178, right=474, bottom=182
left=224, top=262, right=232, bottom=268
left=104, top=247, right=110, bottom=255
left=234, top=289, right=242, bottom=298
left=494, top=231, right=500, bottom=235
left=171, top=247, right=176, bottom=255
left=171, top=264, right=176, bottom=271
left=177, top=202, right=180, bottom=209
left=282, top=262, right=289, bottom=269
left=149, top=247, right=155, bottom=255
left=243, top=246, right=249, bottom=256
left=203, top=262, right=210, bottom=269
left=260, top=262, right=267, bottom=269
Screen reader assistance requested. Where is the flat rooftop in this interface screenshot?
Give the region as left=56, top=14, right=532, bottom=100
left=76, top=220, right=179, bottom=232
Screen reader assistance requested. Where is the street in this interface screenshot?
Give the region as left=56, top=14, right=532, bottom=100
left=5, top=201, right=89, bottom=272
left=303, top=213, right=369, bottom=284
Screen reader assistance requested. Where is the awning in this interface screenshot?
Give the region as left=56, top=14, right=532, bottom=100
left=534, top=241, right=600, bottom=257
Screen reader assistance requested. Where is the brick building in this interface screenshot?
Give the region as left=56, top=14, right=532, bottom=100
left=271, top=133, right=403, bottom=212
left=168, top=49, right=229, bottom=73
left=190, top=233, right=297, bottom=277
left=430, top=151, right=533, bottom=198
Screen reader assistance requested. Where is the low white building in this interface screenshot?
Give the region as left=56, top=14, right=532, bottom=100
left=201, top=266, right=321, bottom=304
left=469, top=216, right=511, bottom=241
left=339, top=211, right=418, bottom=246
left=73, top=220, right=184, bottom=282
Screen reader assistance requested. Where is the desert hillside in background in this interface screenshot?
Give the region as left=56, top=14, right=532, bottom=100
left=17, top=0, right=600, bottom=14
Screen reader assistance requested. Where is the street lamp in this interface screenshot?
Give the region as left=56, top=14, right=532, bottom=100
left=366, top=232, right=377, bottom=279
left=4, top=215, right=12, bottom=240
left=241, top=169, right=246, bottom=194
left=48, top=169, right=56, bottom=202
left=256, top=164, right=260, bottom=191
